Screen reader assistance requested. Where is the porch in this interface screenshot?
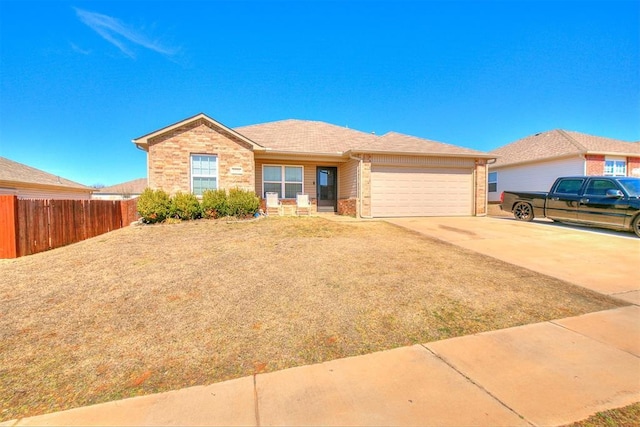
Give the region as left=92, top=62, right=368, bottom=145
left=260, top=196, right=357, bottom=217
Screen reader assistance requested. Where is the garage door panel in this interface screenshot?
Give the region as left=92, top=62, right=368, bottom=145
left=371, top=166, right=473, bottom=217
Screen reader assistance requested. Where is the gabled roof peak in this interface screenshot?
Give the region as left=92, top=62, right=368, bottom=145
left=132, top=113, right=264, bottom=151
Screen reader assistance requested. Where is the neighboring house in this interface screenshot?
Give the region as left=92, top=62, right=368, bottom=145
left=132, top=113, right=494, bottom=218
left=92, top=178, right=147, bottom=200
left=0, top=156, right=93, bottom=199
left=488, top=130, right=640, bottom=202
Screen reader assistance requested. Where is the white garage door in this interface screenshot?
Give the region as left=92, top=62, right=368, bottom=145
left=371, top=166, right=473, bottom=217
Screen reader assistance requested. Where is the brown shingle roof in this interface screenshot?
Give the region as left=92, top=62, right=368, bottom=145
left=0, top=156, right=92, bottom=191
left=491, top=130, right=640, bottom=167
left=235, top=119, right=492, bottom=157
left=98, top=178, right=147, bottom=194
left=134, top=115, right=494, bottom=158
left=353, top=132, right=489, bottom=156
left=234, top=119, right=378, bottom=154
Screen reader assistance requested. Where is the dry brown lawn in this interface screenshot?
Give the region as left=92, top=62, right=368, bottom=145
left=0, top=216, right=627, bottom=421
left=563, top=402, right=640, bottom=427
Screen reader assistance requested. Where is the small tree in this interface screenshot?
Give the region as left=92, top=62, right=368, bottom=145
left=201, top=189, right=229, bottom=218
left=137, top=188, right=171, bottom=223
left=170, top=192, right=202, bottom=220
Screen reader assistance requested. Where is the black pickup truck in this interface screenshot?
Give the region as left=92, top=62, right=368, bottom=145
left=500, top=176, right=640, bottom=237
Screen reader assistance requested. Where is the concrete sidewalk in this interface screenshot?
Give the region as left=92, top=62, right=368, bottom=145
left=3, top=306, right=638, bottom=426
left=3, top=216, right=639, bottom=426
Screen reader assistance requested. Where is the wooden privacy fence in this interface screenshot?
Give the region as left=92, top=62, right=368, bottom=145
left=0, top=196, right=139, bottom=258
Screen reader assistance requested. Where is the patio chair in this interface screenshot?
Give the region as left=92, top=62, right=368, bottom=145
left=265, top=192, right=282, bottom=216
left=296, top=193, right=311, bottom=216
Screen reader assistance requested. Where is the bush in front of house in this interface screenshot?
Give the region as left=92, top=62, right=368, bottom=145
left=170, top=191, right=202, bottom=220
left=137, top=188, right=171, bottom=223
left=227, top=187, right=260, bottom=218
left=138, top=187, right=259, bottom=223
left=201, top=189, right=229, bottom=219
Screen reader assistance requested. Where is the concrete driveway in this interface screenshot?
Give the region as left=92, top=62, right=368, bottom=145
left=385, top=216, right=640, bottom=304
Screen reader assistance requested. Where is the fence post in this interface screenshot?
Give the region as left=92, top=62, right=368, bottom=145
left=0, top=195, right=19, bottom=258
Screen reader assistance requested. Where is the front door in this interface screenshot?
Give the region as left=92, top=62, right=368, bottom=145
left=317, top=167, right=337, bottom=212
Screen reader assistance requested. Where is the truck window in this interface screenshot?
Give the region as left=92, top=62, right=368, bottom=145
left=584, top=179, right=617, bottom=196
left=553, top=178, right=585, bottom=195
left=618, top=178, right=640, bottom=197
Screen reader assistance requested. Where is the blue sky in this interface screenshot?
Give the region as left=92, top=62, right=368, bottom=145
left=1, top=0, right=638, bottom=187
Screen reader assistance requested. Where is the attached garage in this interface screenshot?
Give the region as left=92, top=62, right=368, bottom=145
left=371, top=166, right=474, bottom=217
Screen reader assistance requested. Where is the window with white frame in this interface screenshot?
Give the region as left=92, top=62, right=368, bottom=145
left=191, top=154, right=218, bottom=196
left=604, top=157, right=627, bottom=176
left=488, top=172, right=497, bottom=193
left=263, top=165, right=303, bottom=198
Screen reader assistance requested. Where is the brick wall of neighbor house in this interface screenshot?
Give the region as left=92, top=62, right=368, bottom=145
left=585, top=154, right=605, bottom=175
left=148, top=120, right=255, bottom=195
left=628, top=157, right=640, bottom=177
left=475, top=160, right=487, bottom=216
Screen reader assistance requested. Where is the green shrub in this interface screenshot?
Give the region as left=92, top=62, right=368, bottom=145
left=170, top=192, right=202, bottom=220
left=227, top=188, right=260, bottom=218
left=201, top=189, right=229, bottom=218
left=137, top=188, right=171, bottom=223
left=138, top=187, right=258, bottom=223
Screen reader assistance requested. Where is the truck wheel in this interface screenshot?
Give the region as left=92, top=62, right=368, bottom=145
left=633, top=215, right=640, bottom=238
left=513, top=202, right=534, bottom=222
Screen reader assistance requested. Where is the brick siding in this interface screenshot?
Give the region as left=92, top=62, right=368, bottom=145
left=628, top=157, right=640, bottom=177
left=475, top=159, right=487, bottom=215
left=585, top=154, right=605, bottom=175
left=360, top=155, right=373, bottom=217
left=337, top=198, right=357, bottom=216
left=147, top=120, right=255, bottom=195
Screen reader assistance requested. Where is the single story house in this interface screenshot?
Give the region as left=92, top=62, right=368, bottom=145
left=0, top=156, right=93, bottom=200
left=92, top=178, right=147, bottom=200
left=132, top=113, right=495, bottom=218
left=488, top=129, right=640, bottom=202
